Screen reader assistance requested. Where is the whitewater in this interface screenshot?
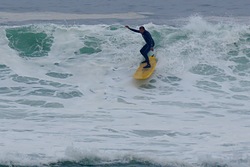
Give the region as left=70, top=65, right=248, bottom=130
left=1, top=10, right=250, bottom=167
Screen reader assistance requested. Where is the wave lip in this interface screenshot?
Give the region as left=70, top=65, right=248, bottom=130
left=0, top=12, right=147, bottom=23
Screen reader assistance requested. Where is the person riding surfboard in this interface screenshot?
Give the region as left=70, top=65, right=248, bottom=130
left=125, top=25, right=155, bottom=68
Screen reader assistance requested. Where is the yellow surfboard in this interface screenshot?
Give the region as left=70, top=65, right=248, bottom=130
left=133, top=56, right=157, bottom=80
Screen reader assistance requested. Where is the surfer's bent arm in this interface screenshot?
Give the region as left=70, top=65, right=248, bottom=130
left=144, top=32, right=155, bottom=48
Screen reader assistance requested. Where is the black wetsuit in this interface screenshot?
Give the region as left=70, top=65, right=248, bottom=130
left=128, top=28, right=155, bottom=65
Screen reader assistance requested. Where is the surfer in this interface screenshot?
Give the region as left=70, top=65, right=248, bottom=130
left=125, top=25, right=155, bottom=68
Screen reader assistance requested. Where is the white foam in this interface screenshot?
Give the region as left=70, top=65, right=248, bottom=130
left=0, top=12, right=146, bottom=23
left=1, top=18, right=250, bottom=166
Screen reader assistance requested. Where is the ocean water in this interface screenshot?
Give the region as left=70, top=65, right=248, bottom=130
left=1, top=1, right=250, bottom=167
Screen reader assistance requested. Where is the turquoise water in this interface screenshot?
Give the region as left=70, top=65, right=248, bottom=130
left=1, top=1, right=250, bottom=167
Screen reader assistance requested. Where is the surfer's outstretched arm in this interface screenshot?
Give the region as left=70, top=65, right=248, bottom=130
left=125, top=25, right=140, bottom=33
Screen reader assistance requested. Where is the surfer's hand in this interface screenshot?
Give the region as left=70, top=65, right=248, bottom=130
left=125, top=25, right=130, bottom=29
left=150, top=47, right=154, bottom=51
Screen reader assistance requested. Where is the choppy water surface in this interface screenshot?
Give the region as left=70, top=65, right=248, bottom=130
left=1, top=1, right=250, bottom=167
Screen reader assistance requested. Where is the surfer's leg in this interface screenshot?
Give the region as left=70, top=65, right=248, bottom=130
left=140, top=45, right=150, bottom=64
left=140, top=44, right=151, bottom=68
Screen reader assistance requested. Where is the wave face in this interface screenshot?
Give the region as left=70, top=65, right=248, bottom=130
left=1, top=16, right=250, bottom=167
